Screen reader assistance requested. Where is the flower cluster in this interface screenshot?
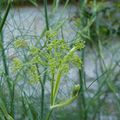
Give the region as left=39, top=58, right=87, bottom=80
left=14, top=39, right=28, bottom=48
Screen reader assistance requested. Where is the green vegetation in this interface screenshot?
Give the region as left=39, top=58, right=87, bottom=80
left=0, top=0, right=120, bottom=120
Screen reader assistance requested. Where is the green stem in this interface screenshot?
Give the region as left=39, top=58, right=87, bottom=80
left=0, top=0, right=11, bottom=76
left=50, top=73, right=54, bottom=106
left=39, top=0, right=49, bottom=119
left=35, top=64, right=45, bottom=120
left=79, top=49, right=87, bottom=120
left=41, top=83, right=45, bottom=120
left=50, top=95, right=78, bottom=109
left=53, top=70, right=62, bottom=104
left=45, top=109, right=53, bottom=120
left=46, top=94, right=79, bottom=120
left=0, top=0, right=14, bottom=117
left=0, top=0, right=12, bottom=32
left=44, top=0, right=49, bottom=30
left=53, top=47, right=76, bottom=104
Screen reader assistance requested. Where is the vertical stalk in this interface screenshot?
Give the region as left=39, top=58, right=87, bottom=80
left=40, top=0, right=49, bottom=119
left=50, top=73, right=54, bottom=106
left=0, top=0, right=14, bottom=118
left=77, top=0, right=87, bottom=119
left=44, top=0, right=49, bottom=31
left=78, top=49, right=87, bottom=120
left=93, top=0, right=104, bottom=119
left=36, top=63, right=44, bottom=120
left=45, top=109, right=53, bottom=120
left=41, top=82, right=45, bottom=120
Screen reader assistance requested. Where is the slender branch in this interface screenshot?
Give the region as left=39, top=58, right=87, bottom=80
left=50, top=95, right=78, bottom=109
